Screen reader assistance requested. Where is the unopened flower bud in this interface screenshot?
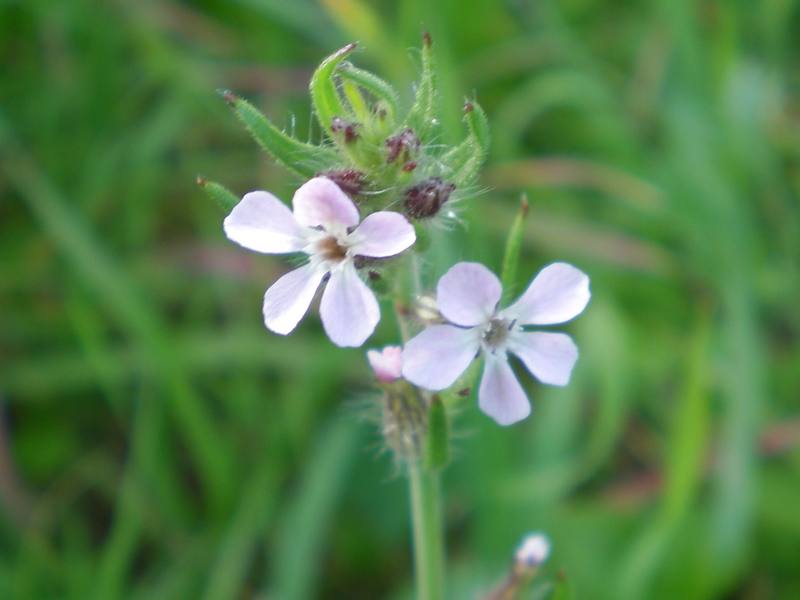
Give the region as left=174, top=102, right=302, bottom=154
left=404, top=177, right=456, bottom=219
left=367, top=346, right=403, bottom=383
left=316, top=169, right=366, bottom=196
left=386, top=128, right=420, bottom=164
left=415, top=294, right=441, bottom=323
left=383, top=386, right=427, bottom=461
left=515, top=533, right=550, bottom=569
left=331, top=116, right=359, bottom=143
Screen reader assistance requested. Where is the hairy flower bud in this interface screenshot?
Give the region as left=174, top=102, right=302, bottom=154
left=330, top=116, right=359, bottom=143
left=316, top=169, right=366, bottom=196
left=403, top=177, right=456, bottom=219
left=383, top=386, right=427, bottom=461
left=385, top=128, right=420, bottom=164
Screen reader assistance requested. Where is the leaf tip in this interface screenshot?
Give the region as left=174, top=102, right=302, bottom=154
left=217, top=88, right=237, bottom=106
left=196, top=175, right=208, bottom=187
left=520, top=193, right=529, bottom=217
left=422, top=31, right=432, bottom=48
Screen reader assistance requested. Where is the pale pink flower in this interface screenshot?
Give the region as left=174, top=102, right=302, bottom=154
left=366, top=346, right=403, bottom=383
left=224, top=177, right=416, bottom=347
left=401, top=262, right=590, bottom=425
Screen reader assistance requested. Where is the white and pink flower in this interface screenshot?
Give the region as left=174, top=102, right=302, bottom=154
left=401, top=262, right=590, bottom=425
left=366, top=346, right=403, bottom=383
left=224, top=177, right=416, bottom=347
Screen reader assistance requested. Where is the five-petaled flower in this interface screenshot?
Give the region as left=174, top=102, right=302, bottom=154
left=401, top=262, right=590, bottom=425
left=224, top=177, right=416, bottom=347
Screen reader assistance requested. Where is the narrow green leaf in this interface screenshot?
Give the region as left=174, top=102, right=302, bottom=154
left=425, top=395, right=449, bottom=470
left=196, top=176, right=238, bottom=212
left=221, top=90, right=336, bottom=179
left=406, top=32, right=437, bottom=139
left=500, top=194, right=530, bottom=301
left=309, top=43, right=358, bottom=138
left=337, top=62, right=400, bottom=123
left=341, top=80, right=369, bottom=122
left=446, top=98, right=490, bottom=187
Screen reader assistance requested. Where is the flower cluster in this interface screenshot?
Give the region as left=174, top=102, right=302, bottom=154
left=212, top=38, right=591, bottom=427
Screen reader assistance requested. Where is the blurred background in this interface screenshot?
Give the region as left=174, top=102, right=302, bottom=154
left=1, top=0, right=799, bottom=598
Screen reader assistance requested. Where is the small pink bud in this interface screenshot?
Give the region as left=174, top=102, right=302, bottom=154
left=367, top=346, right=403, bottom=383
left=515, top=533, right=550, bottom=568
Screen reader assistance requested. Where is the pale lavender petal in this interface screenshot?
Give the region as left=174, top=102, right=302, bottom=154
left=366, top=346, right=403, bottom=382
left=224, top=191, right=306, bottom=254
left=401, top=325, right=481, bottom=390
left=508, top=331, right=578, bottom=386
left=503, top=262, right=590, bottom=325
left=263, top=263, right=325, bottom=335
left=437, top=262, right=502, bottom=327
left=348, top=212, right=416, bottom=257
left=320, top=263, right=379, bottom=347
left=292, top=177, right=360, bottom=230
left=478, top=355, right=531, bottom=426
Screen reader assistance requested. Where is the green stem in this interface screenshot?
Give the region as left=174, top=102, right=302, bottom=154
left=408, top=460, right=444, bottom=600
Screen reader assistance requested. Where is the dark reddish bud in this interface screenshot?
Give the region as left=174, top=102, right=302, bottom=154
left=331, top=116, right=359, bottom=143
left=464, top=100, right=474, bottom=113
left=402, top=161, right=417, bottom=172
left=316, top=169, right=366, bottom=196
left=422, top=31, right=432, bottom=47
left=404, top=177, right=456, bottom=219
left=385, top=128, right=420, bottom=164
left=457, top=387, right=471, bottom=397
left=368, top=270, right=381, bottom=282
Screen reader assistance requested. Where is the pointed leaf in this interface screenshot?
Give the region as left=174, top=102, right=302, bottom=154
left=500, top=194, right=530, bottom=302
left=337, top=63, right=400, bottom=123
left=444, top=99, right=490, bottom=187
left=406, top=32, right=437, bottom=139
left=197, top=176, right=238, bottom=213
left=309, top=43, right=358, bottom=139
left=221, top=90, right=336, bottom=179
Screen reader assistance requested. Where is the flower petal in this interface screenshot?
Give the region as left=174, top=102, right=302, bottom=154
left=508, top=331, right=578, bottom=386
left=478, top=355, right=531, bottom=426
left=366, top=346, right=403, bottom=382
left=401, top=325, right=481, bottom=390
left=320, top=264, right=379, bottom=347
left=292, top=177, right=360, bottom=230
left=437, top=262, right=502, bottom=327
left=263, top=263, right=325, bottom=335
left=503, top=262, right=590, bottom=325
left=224, top=191, right=306, bottom=253
left=349, top=211, right=416, bottom=257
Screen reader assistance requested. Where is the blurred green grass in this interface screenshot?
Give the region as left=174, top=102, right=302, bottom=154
left=1, top=0, right=799, bottom=598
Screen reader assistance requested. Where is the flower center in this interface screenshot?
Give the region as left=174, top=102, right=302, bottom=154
left=316, top=235, right=348, bottom=263
left=483, top=318, right=512, bottom=351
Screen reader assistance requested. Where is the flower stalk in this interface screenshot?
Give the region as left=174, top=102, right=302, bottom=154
left=208, top=34, right=590, bottom=599
left=408, top=455, right=444, bottom=600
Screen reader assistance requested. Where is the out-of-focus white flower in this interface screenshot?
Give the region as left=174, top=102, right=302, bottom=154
left=515, top=532, right=550, bottom=567
left=367, top=346, right=403, bottom=383
left=401, top=262, right=589, bottom=425
left=224, top=177, right=416, bottom=347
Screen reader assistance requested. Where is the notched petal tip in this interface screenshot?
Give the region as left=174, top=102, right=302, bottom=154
left=437, top=262, right=502, bottom=327
left=478, top=357, right=531, bottom=426
left=505, top=262, right=590, bottom=326
left=293, top=177, right=360, bottom=230
left=350, top=211, right=416, bottom=258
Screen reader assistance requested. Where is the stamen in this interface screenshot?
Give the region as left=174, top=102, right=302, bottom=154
left=316, top=235, right=348, bottom=262
left=483, top=318, right=510, bottom=350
